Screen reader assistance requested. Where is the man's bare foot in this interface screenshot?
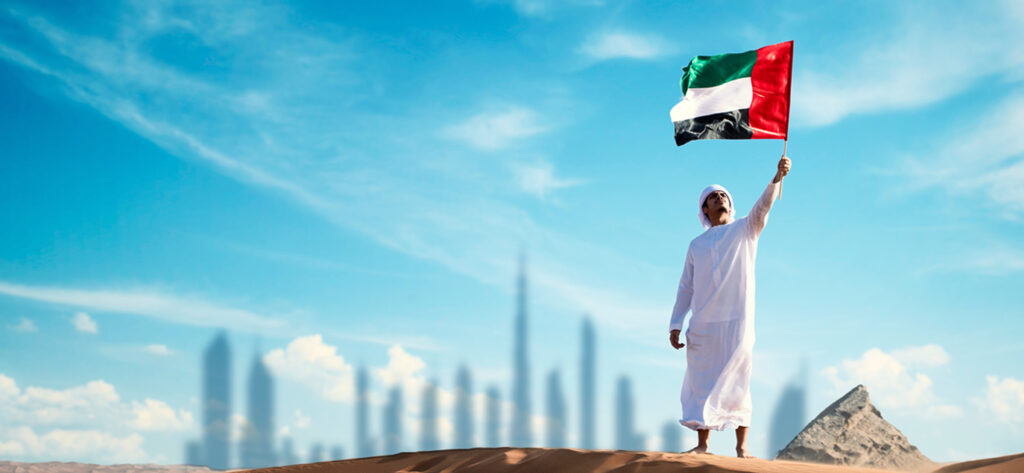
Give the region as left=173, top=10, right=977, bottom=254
left=736, top=447, right=756, bottom=459
left=683, top=445, right=710, bottom=454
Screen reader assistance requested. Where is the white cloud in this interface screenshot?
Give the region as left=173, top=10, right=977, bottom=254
left=8, top=317, right=38, bottom=333
left=794, top=2, right=1024, bottom=127
left=128, top=399, right=193, bottom=431
left=143, top=344, right=173, bottom=356
left=822, top=346, right=961, bottom=417
left=481, top=0, right=604, bottom=18
left=292, top=408, right=311, bottom=429
left=0, top=373, right=192, bottom=432
left=511, top=161, right=583, bottom=200
left=71, top=312, right=98, bottom=334
left=442, top=106, right=548, bottom=151
left=264, top=335, right=355, bottom=403
left=0, top=281, right=287, bottom=334
left=580, top=31, right=670, bottom=61
left=0, top=426, right=148, bottom=463
left=375, top=345, right=427, bottom=388
left=977, top=376, right=1024, bottom=424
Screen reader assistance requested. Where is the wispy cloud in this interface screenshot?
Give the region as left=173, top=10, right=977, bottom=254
left=143, top=344, right=173, bottom=356
left=580, top=31, right=671, bottom=61
left=71, top=312, right=98, bottom=334
left=442, top=106, right=549, bottom=151
left=794, top=2, right=1024, bottom=126
left=976, top=375, right=1024, bottom=426
left=7, top=317, right=38, bottom=333
left=480, top=0, right=604, bottom=18
left=0, top=281, right=287, bottom=333
left=510, top=160, right=583, bottom=200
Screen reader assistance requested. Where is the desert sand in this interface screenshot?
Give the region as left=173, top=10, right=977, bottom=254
left=243, top=448, right=1024, bottom=473
left=4, top=449, right=1024, bottom=473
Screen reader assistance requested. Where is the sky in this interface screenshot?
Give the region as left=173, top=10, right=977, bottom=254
left=2, top=0, right=1024, bottom=465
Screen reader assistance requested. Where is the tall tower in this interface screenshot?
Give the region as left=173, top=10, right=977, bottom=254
left=454, top=365, right=475, bottom=449
left=356, top=366, right=372, bottom=458
left=202, top=331, right=232, bottom=470
left=240, top=349, right=276, bottom=468
left=383, top=386, right=403, bottom=454
left=615, top=375, right=643, bottom=451
left=545, top=369, right=567, bottom=447
left=485, top=385, right=502, bottom=447
left=580, top=316, right=595, bottom=449
left=420, top=379, right=439, bottom=451
left=661, top=420, right=681, bottom=452
left=768, top=364, right=808, bottom=458
left=510, top=252, right=532, bottom=446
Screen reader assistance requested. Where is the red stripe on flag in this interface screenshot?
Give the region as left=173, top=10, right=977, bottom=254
left=749, top=41, right=793, bottom=139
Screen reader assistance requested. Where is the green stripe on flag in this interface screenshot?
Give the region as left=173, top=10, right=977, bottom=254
left=680, top=49, right=757, bottom=95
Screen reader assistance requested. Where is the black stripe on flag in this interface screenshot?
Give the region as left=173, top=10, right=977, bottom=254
left=673, top=109, right=753, bottom=146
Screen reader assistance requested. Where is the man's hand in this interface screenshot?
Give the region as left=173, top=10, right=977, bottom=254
left=773, top=155, right=792, bottom=183
left=670, top=329, right=685, bottom=350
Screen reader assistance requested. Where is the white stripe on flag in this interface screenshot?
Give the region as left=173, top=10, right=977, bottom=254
left=669, top=77, right=753, bottom=122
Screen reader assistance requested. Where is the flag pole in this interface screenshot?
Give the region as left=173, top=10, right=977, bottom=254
left=778, top=139, right=787, bottom=200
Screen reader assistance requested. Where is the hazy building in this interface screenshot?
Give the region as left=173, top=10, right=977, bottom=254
left=545, top=369, right=567, bottom=447
left=454, top=365, right=475, bottom=449
left=420, top=379, right=440, bottom=451
left=615, top=376, right=644, bottom=451
left=580, top=316, right=596, bottom=449
left=383, top=386, right=403, bottom=454
left=485, top=385, right=502, bottom=447
left=510, top=253, right=533, bottom=447
left=184, top=440, right=202, bottom=466
left=308, top=443, right=324, bottom=463
left=661, top=420, right=682, bottom=453
left=279, top=437, right=298, bottom=466
left=330, top=445, right=344, bottom=460
left=202, top=331, right=232, bottom=470
left=356, top=366, right=373, bottom=458
left=768, top=371, right=807, bottom=459
left=240, top=350, right=276, bottom=468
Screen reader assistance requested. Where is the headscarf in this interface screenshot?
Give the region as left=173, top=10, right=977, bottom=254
left=698, top=184, right=735, bottom=230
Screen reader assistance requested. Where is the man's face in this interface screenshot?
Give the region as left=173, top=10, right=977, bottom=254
left=703, top=190, right=731, bottom=216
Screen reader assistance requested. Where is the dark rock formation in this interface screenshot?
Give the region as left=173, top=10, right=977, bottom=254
left=776, top=384, right=934, bottom=472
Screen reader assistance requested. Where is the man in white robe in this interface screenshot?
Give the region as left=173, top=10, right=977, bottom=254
left=668, top=155, right=791, bottom=458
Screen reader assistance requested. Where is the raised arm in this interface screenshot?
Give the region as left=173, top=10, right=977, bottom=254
left=748, top=155, right=791, bottom=236
left=669, top=247, right=695, bottom=338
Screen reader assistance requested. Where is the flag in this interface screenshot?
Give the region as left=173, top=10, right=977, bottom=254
left=671, top=41, right=792, bottom=146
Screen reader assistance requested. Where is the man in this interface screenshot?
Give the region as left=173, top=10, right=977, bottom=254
left=668, top=155, right=792, bottom=458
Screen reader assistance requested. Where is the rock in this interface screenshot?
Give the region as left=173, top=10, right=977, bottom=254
left=776, top=384, right=934, bottom=472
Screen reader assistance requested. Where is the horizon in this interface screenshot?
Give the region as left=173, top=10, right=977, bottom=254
left=1, top=0, right=1023, bottom=465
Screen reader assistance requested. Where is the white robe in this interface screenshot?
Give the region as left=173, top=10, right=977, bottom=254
left=669, top=180, right=780, bottom=431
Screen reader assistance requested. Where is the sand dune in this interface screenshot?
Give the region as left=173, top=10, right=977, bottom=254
left=5, top=449, right=1023, bottom=473
left=244, top=447, right=1023, bottom=473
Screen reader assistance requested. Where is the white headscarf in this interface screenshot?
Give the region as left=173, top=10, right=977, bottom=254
left=698, top=184, right=735, bottom=230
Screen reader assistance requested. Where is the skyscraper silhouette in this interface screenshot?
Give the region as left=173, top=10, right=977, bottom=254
left=383, top=385, right=403, bottom=454
left=545, top=369, right=567, bottom=447
left=308, top=443, right=324, bottom=463
left=279, top=437, right=298, bottom=466
left=510, top=252, right=532, bottom=447
left=202, top=331, right=232, bottom=470
left=485, top=385, right=502, bottom=447
left=330, top=445, right=344, bottom=460
left=454, top=365, right=474, bottom=449
left=768, top=367, right=807, bottom=459
left=420, top=379, right=439, bottom=451
left=356, top=366, right=373, bottom=458
left=660, top=420, right=681, bottom=453
left=580, top=316, right=596, bottom=449
left=184, top=441, right=202, bottom=466
left=614, top=375, right=644, bottom=451
left=240, top=349, right=276, bottom=468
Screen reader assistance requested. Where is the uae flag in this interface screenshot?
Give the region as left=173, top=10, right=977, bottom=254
left=671, top=41, right=792, bottom=146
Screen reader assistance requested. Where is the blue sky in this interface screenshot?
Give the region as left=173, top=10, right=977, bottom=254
left=2, top=0, right=1024, bottom=465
